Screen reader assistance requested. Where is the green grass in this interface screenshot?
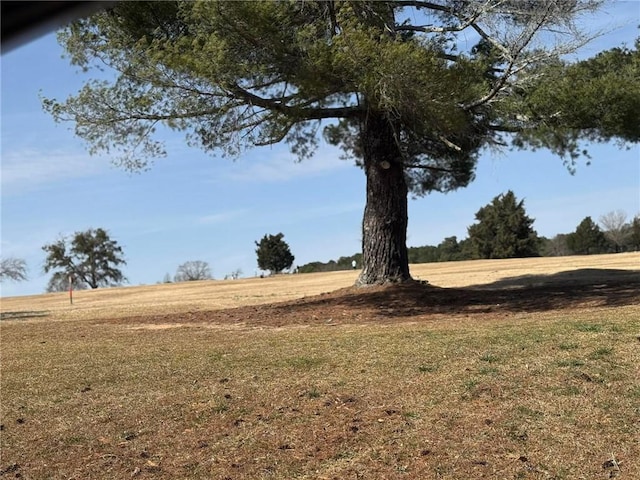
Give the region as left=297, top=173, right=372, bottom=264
left=305, top=387, right=322, bottom=398
left=574, top=323, right=605, bottom=333
left=589, top=346, right=613, bottom=359
left=479, top=352, right=500, bottom=363
left=417, top=364, right=438, bottom=373
left=285, top=355, right=326, bottom=369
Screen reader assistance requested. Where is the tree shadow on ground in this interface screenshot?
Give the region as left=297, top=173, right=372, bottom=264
left=462, top=268, right=639, bottom=311
left=266, top=268, right=640, bottom=322
left=106, top=268, right=640, bottom=328
left=469, top=268, right=640, bottom=291
left=0, top=311, right=49, bottom=321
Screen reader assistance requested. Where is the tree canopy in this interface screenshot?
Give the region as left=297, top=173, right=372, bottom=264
left=467, top=190, right=540, bottom=259
left=44, top=0, right=640, bottom=285
left=174, top=260, right=212, bottom=282
left=629, top=216, right=640, bottom=252
left=42, top=228, right=127, bottom=289
left=46, top=275, right=89, bottom=293
left=255, top=233, right=295, bottom=274
left=566, top=216, right=608, bottom=255
left=599, top=210, right=628, bottom=253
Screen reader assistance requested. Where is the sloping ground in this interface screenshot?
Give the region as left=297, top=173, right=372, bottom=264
left=98, top=266, right=640, bottom=329
left=1, top=253, right=639, bottom=323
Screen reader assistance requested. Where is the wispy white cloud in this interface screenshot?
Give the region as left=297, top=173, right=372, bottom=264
left=1, top=147, right=110, bottom=195
left=197, top=209, right=250, bottom=225
left=112, top=209, right=252, bottom=239
left=218, top=145, right=352, bottom=184
left=1, top=234, right=51, bottom=259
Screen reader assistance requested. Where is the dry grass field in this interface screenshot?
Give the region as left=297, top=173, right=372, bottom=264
left=1, top=253, right=639, bottom=479
left=1, top=252, right=638, bottom=322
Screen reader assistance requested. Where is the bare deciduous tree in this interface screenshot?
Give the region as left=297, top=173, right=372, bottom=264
left=543, top=234, right=571, bottom=257
left=599, top=210, right=628, bottom=252
left=225, top=268, right=242, bottom=280
left=174, top=261, right=212, bottom=282
left=0, top=257, right=28, bottom=282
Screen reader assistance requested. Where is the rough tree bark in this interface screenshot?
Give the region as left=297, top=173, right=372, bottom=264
left=357, top=112, right=412, bottom=285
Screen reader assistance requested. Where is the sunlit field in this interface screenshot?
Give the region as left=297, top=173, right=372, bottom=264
left=2, top=252, right=638, bottom=321
left=1, top=253, right=639, bottom=479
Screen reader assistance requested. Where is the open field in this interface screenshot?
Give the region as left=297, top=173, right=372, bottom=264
left=1, top=253, right=639, bottom=479
left=1, top=252, right=639, bottom=322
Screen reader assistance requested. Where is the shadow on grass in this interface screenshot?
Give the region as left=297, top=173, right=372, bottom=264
left=103, top=268, right=640, bottom=327
left=0, top=310, right=50, bottom=321
left=463, top=268, right=640, bottom=312
left=470, top=268, right=640, bottom=291
left=270, top=268, right=640, bottom=320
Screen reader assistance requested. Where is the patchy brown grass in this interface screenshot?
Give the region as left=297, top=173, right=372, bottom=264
left=1, top=253, right=639, bottom=479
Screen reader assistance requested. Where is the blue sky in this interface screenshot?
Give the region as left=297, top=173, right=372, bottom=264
left=1, top=2, right=639, bottom=297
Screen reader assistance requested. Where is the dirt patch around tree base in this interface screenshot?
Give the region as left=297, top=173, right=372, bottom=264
left=104, top=269, right=640, bottom=329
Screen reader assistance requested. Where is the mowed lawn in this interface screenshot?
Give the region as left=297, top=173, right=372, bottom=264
left=1, top=253, right=639, bottom=479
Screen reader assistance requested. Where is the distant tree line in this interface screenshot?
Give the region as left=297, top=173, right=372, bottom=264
left=297, top=192, right=640, bottom=273
left=3, top=196, right=637, bottom=290
left=161, top=260, right=233, bottom=283
left=298, top=253, right=363, bottom=274
left=548, top=214, right=640, bottom=256
left=5, top=228, right=296, bottom=292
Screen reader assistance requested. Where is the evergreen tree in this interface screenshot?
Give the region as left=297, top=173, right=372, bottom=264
left=566, top=216, right=608, bottom=254
left=437, top=236, right=463, bottom=262
left=457, top=238, right=475, bottom=261
left=255, top=233, right=295, bottom=274
left=42, top=228, right=127, bottom=289
left=43, top=1, right=640, bottom=285
left=628, top=215, right=640, bottom=251
left=408, top=245, right=439, bottom=264
left=467, top=191, right=540, bottom=259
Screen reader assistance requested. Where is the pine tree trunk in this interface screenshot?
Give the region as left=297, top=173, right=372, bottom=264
left=357, top=113, right=412, bottom=285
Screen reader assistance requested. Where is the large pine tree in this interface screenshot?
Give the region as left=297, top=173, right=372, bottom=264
left=43, top=1, right=640, bottom=285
